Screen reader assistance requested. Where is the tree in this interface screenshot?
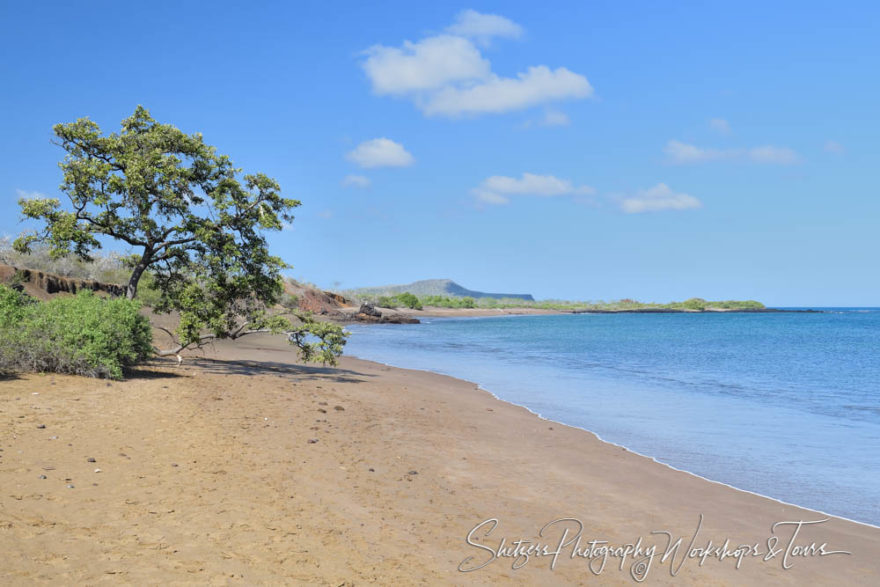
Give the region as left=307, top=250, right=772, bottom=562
left=15, top=106, right=348, bottom=364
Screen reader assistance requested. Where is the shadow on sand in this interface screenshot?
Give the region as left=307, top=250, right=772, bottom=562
left=184, top=357, right=372, bottom=384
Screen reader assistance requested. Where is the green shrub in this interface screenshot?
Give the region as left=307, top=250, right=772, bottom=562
left=682, top=297, right=707, bottom=311
left=395, top=292, right=422, bottom=310
left=0, top=286, right=152, bottom=379
left=376, top=295, right=396, bottom=308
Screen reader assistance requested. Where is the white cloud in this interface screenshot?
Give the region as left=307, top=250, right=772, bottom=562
left=423, top=66, right=592, bottom=117
left=347, top=138, right=415, bottom=168
left=446, top=9, right=524, bottom=44
left=747, top=145, right=799, bottom=165
left=619, top=183, right=702, bottom=214
left=472, top=172, right=595, bottom=205
left=664, top=140, right=800, bottom=165
left=361, top=12, right=592, bottom=118
left=709, top=118, right=731, bottom=134
left=664, top=140, right=730, bottom=163
left=362, top=35, right=490, bottom=95
left=341, top=174, right=371, bottom=188
left=824, top=140, right=845, bottom=153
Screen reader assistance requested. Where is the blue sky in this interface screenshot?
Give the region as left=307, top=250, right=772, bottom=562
left=1, top=1, right=878, bottom=305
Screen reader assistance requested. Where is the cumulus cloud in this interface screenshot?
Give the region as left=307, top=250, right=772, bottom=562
left=361, top=11, right=592, bottom=118
left=664, top=140, right=730, bottom=163
left=472, top=172, right=595, bottom=205
left=423, top=66, right=592, bottom=117
left=347, top=138, right=414, bottom=168
left=664, top=140, right=800, bottom=165
left=341, top=174, right=371, bottom=188
left=618, top=183, right=702, bottom=214
left=709, top=118, right=731, bottom=134
left=446, top=9, right=524, bottom=44
left=362, top=35, right=490, bottom=95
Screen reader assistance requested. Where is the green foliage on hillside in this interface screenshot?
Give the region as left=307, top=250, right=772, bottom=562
left=419, top=295, right=476, bottom=309
left=0, top=285, right=152, bottom=379
left=377, top=292, right=423, bottom=310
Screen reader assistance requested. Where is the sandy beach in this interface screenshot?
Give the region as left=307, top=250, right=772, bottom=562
left=2, top=333, right=878, bottom=584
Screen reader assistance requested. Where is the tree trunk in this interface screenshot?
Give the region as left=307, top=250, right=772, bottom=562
left=126, top=251, right=152, bottom=300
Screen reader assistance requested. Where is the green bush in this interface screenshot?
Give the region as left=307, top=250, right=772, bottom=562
left=682, top=297, right=707, bottom=311
left=420, top=295, right=476, bottom=309
left=374, top=293, right=422, bottom=310
left=0, top=286, right=152, bottom=379
left=395, top=292, right=422, bottom=310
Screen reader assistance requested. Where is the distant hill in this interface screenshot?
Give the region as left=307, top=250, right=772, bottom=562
left=346, top=279, right=534, bottom=301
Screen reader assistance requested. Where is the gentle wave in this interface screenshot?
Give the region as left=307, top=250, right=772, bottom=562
left=346, top=311, right=880, bottom=525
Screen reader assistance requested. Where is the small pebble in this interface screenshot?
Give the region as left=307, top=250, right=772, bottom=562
left=334, top=406, right=345, bottom=411
left=67, top=484, right=75, bottom=489
left=87, top=457, right=96, bottom=463
left=171, top=463, right=178, bottom=467
left=38, top=475, right=47, bottom=480
left=368, top=468, right=375, bottom=472
left=36, top=424, right=46, bottom=429
left=307, top=439, right=319, bottom=444
left=94, top=468, right=102, bottom=473
left=407, top=470, right=418, bottom=476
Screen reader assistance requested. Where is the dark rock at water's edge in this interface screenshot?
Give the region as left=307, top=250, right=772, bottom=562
left=343, top=303, right=420, bottom=324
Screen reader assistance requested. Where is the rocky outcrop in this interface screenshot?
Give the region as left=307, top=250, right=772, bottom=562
left=0, top=264, right=125, bottom=299
left=358, top=302, right=382, bottom=317
left=348, top=302, right=419, bottom=324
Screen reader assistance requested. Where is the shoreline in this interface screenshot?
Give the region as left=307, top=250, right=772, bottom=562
left=380, top=306, right=819, bottom=320
left=351, top=352, right=880, bottom=531
left=2, top=335, right=878, bottom=583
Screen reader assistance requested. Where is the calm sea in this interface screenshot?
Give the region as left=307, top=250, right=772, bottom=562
left=345, top=310, right=880, bottom=526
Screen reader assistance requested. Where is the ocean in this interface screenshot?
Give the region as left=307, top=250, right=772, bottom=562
left=345, top=310, right=880, bottom=526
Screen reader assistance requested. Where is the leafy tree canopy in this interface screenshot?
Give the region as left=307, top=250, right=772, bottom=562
left=15, top=106, right=347, bottom=364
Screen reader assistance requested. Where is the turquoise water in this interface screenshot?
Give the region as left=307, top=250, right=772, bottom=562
left=345, top=310, right=880, bottom=526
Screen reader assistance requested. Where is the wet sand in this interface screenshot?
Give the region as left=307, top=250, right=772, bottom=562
left=1, top=334, right=877, bottom=584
